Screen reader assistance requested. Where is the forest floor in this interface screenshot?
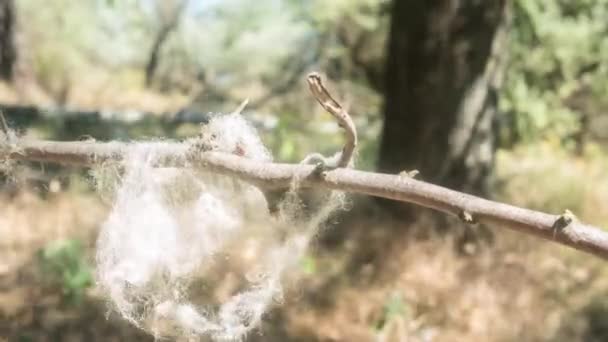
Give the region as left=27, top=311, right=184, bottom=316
left=1, top=143, right=608, bottom=342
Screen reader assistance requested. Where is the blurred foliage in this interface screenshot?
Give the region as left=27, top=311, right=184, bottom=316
left=9, top=0, right=608, bottom=158
left=501, top=0, right=608, bottom=147
left=13, top=0, right=387, bottom=166
left=374, top=292, right=409, bottom=331
left=300, top=255, right=317, bottom=275
left=38, top=238, right=93, bottom=305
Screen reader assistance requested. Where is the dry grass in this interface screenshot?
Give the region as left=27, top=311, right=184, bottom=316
left=496, top=142, right=608, bottom=227
left=284, top=222, right=608, bottom=341
left=0, top=189, right=104, bottom=275
left=1, top=73, right=189, bottom=114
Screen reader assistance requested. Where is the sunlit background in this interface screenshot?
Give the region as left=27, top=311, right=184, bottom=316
left=1, top=0, right=608, bottom=341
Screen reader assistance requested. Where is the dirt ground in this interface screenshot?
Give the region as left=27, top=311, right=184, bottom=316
left=1, top=171, right=608, bottom=341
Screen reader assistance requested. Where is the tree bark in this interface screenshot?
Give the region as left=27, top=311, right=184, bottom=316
left=378, top=0, right=508, bottom=198
left=0, top=0, right=16, bottom=81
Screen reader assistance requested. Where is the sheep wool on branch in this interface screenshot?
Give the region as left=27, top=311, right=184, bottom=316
left=94, top=113, right=344, bottom=340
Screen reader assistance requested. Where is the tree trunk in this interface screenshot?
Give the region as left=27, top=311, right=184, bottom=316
left=145, top=26, right=173, bottom=87
left=144, top=0, right=185, bottom=88
left=378, top=0, right=508, bottom=200
left=0, top=0, right=15, bottom=81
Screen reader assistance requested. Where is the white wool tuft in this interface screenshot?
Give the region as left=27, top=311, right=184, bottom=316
left=95, top=114, right=341, bottom=340
left=200, top=113, right=273, bottom=162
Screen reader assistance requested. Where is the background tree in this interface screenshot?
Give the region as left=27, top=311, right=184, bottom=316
left=0, top=0, right=15, bottom=81
left=502, top=0, right=608, bottom=152
left=378, top=0, right=509, bottom=199
left=144, top=0, right=186, bottom=88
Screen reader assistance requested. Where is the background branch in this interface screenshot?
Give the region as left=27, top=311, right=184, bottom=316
left=2, top=138, right=608, bottom=260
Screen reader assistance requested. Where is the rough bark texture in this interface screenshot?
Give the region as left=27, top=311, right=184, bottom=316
left=0, top=0, right=15, bottom=81
left=378, top=0, right=508, bottom=197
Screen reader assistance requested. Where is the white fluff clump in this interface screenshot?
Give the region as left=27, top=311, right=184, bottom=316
left=201, top=113, right=272, bottom=162
left=95, top=113, right=340, bottom=341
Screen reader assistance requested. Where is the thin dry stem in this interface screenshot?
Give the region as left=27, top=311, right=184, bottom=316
left=307, top=72, right=357, bottom=168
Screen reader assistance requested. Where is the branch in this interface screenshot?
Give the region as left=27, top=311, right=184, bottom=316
left=2, top=74, right=607, bottom=262
left=2, top=139, right=608, bottom=260
left=306, top=73, right=357, bottom=167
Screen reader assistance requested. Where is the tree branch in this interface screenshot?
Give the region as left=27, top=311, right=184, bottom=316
left=306, top=72, right=357, bottom=168
left=2, top=73, right=607, bottom=262
left=2, top=139, right=608, bottom=260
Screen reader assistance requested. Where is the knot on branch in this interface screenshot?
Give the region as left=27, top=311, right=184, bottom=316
left=458, top=210, right=477, bottom=225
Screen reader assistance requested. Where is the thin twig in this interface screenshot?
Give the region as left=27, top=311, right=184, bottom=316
left=2, top=139, right=608, bottom=260
left=0, top=111, right=9, bottom=136
left=232, top=99, right=249, bottom=115
left=307, top=73, right=357, bottom=167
